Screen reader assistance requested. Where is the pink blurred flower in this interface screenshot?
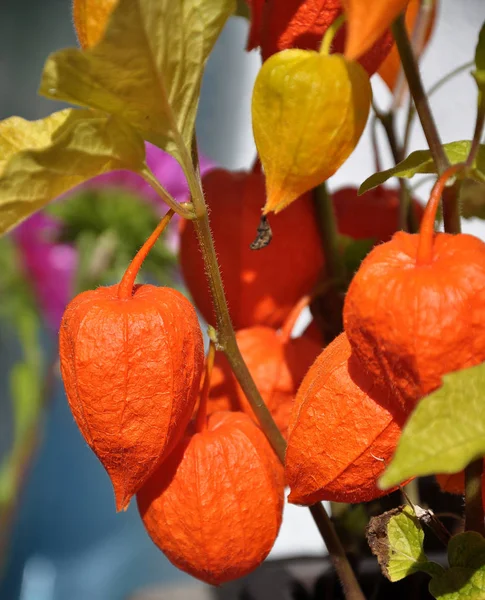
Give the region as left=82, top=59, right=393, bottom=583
left=13, top=143, right=216, bottom=331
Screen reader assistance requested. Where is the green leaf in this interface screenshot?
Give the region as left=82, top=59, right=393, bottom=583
left=0, top=109, right=146, bottom=235
left=472, top=21, right=485, bottom=92
left=429, top=533, right=485, bottom=600
left=367, top=505, right=444, bottom=582
left=40, top=0, right=235, bottom=161
left=447, top=532, right=485, bottom=570
left=359, top=141, right=485, bottom=194
left=380, top=362, right=485, bottom=489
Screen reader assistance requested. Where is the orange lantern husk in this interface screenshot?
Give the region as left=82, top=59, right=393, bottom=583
left=137, top=411, right=285, bottom=585
left=59, top=211, right=205, bottom=511
left=344, top=168, right=485, bottom=409
left=286, top=333, right=407, bottom=505
left=246, top=0, right=393, bottom=75
left=332, top=185, right=424, bottom=244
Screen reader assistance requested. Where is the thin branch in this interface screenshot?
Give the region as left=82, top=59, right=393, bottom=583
left=140, top=167, right=195, bottom=219
left=372, top=105, right=416, bottom=233
left=466, top=102, right=485, bottom=168
left=313, top=184, right=346, bottom=284
left=391, top=14, right=448, bottom=174
left=391, top=14, right=461, bottom=233
left=312, top=184, right=346, bottom=342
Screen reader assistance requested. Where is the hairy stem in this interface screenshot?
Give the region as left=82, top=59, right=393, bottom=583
left=184, top=148, right=365, bottom=600
left=465, top=459, right=485, bottom=536
left=320, top=14, right=346, bottom=55
left=118, top=209, right=174, bottom=299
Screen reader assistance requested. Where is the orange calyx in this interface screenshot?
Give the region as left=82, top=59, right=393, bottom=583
left=416, top=164, right=463, bottom=265
left=118, top=209, right=174, bottom=300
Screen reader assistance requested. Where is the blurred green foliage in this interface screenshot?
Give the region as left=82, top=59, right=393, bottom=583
left=47, top=188, right=177, bottom=293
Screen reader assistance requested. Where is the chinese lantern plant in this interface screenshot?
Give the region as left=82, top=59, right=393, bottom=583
left=344, top=165, right=485, bottom=409
left=59, top=210, right=205, bottom=510
left=285, top=332, right=408, bottom=505
left=137, top=342, right=285, bottom=585
left=252, top=16, right=372, bottom=213
left=3, top=0, right=485, bottom=598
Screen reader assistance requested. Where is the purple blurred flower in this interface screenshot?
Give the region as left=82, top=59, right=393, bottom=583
left=13, top=143, right=216, bottom=331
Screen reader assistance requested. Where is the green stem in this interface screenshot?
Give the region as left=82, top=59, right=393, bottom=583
left=312, top=184, right=346, bottom=343
left=313, top=184, right=346, bottom=283
left=182, top=141, right=365, bottom=600
left=141, top=167, right=195, bottom=219
left=465, top=459, right=485, bottom=536
left=372, top=105, right=416, bottom=233
left=466, top=102, right=485, bottom=168
left=320, top=14, right=346, bottom=55
left=392, top=14, right=461, bottom=234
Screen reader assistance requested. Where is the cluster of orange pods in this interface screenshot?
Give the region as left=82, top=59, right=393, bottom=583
left=286, top=170, right=485, bottom=508
left=61, top=155, right=485, bottom=587
left=59, top=164, right=429, bottom=583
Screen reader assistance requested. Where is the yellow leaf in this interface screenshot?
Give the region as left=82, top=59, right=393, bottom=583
left=343, top=0, right=409, bottom=61
left=41, top=0, right=235, bottom=162
left=252, top=50, right=371, bottom=213
left=0, top=109, right=145, bottom=235
left=72, top=0, right=118, bottom=49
